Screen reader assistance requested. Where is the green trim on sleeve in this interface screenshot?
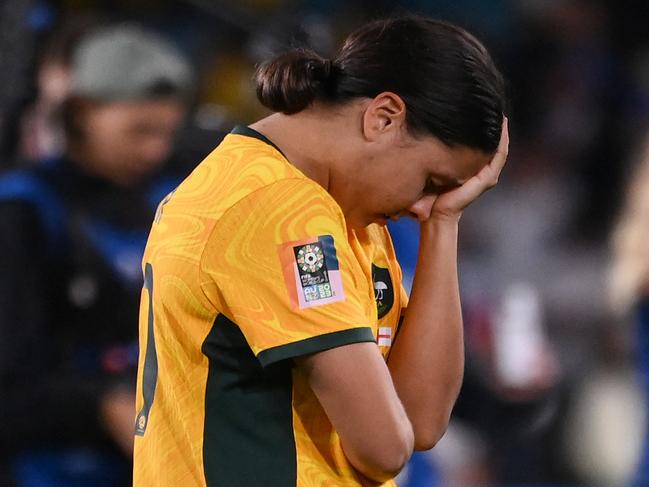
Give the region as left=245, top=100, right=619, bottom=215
left=257, top=327, right=376, bottom=367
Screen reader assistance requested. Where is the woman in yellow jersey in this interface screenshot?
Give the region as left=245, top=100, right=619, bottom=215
left=134, top=15, right=508, bottom=486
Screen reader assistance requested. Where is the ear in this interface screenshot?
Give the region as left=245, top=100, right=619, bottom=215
left=361, top=92, right=407, bottom=142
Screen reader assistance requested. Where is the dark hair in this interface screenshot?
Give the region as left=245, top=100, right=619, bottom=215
left=255, top=16, right=506, bottom=152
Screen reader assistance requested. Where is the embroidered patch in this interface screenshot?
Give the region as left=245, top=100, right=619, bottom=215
left=377, top=327, right=392, bottom=347
left=372, top=264, right=394, bottom=319
left=279, top=235, right=345, bottom=309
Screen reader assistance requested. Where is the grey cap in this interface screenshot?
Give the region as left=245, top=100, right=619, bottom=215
left=71, top=24, right=193, bottom=101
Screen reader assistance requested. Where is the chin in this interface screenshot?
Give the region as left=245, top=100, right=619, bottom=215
left=345, top=211, right=387, bottom=229
left=346, top=217, right=369, bottom=230
left=365, top=217, right=389, bottom=228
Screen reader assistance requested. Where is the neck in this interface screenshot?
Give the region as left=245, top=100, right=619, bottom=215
left=249, top=102, right=363, bottom=192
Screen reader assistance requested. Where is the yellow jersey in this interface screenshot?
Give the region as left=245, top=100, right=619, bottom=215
left=133, top=126, right=408, bottom=486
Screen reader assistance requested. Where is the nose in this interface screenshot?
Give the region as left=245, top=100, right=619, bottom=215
left=407, top=194, right=437, bottom=221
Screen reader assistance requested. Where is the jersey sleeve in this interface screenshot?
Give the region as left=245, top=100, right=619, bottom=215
left=201, top=178, right=376, bottom=366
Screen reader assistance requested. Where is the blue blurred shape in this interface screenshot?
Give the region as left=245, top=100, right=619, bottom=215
left=13, top=449, right=128, bottom=487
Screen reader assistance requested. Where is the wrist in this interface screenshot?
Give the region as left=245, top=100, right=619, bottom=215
left=418, top=216, right=459, bottom=252
left=428, top=208, right=462, bottom=223
left=421, top=213, right=461, bottom=234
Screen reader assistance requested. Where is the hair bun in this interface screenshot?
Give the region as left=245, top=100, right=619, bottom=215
left=255, top=49, right=332, bottom=114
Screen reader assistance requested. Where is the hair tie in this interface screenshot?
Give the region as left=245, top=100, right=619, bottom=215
left=308, top=58, right=332, bottom=82
left=322, top=59, right=332, bottom=80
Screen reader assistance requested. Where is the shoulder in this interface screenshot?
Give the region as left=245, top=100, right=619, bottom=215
left=0, top=167, right=67, bottom=245
left=207, top=177, right=346, bottom=249
left=173, top=133, right=344, bottom=229
left=0, top=167, right=55, bottom=200
left=212, top=133, right=308, bottom=191
left=238, top=177, right=342, bottom=218
left=205, top=132, right=299, bottom=179
left=0, top=196, right=51, bottom=258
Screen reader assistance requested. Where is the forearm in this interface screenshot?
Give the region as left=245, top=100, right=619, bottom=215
left=298, top=343, right=414, bottom=482
left=387, top=216, right=464, bottom=450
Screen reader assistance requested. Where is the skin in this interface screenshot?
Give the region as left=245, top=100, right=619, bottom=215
left=252, top=94, right=492, bottom=227
left=252, top=93, right=508, bottom=482
left=67, top=99, right=185, bottom=187
left=100, top=388, right=136, bottom=456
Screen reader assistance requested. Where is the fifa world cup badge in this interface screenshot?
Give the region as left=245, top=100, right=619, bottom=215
left=279, top=235, right=345, bottom=309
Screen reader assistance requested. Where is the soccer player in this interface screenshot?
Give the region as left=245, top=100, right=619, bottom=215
left=134, top=15, right=508, bottom=486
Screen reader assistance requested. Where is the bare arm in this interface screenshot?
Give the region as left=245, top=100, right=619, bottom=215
left=388, top=217, right=463, bottom=450
left=388, top=119, right=509, bottom=450
left=296, top=342, right=414, bottom=482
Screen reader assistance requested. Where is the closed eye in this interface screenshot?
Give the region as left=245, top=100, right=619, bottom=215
left=423, top=179, right=439, bottom=195
left=423, top=178, right=462, bottom=195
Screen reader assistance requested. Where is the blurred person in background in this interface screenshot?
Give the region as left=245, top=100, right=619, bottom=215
left=610, top=136, right=649, bottom=487
left=0, top=23, right=192, bottom=487
left=18, top=16, right=95, bottom=164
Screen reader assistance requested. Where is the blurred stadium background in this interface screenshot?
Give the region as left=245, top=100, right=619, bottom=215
left=1, top=0, right=649, bottom=486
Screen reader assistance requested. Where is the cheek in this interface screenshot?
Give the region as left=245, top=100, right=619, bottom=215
left=84, top=129, right=120, bottom=161
left=389, top=171, right=425, bottom=205
left=86, top=130, right=142, bottom=176
left=85, top=115, right=131, bottom=155
left=370, top=181, right=420, bottom=214
left=111, top=133, right=140, bottom=162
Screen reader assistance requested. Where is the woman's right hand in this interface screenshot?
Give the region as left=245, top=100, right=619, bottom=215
left=428, top=117, right=509, bottom=223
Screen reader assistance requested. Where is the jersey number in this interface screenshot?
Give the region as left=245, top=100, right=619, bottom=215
left=135, top=263, right=159, bottom=436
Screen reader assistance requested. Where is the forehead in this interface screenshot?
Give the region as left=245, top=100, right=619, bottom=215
left=91, top=98, right=182, bottom=115
left=409, top=134, right=491, bottom=184
left=86, top=99, right=184, bottom=128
